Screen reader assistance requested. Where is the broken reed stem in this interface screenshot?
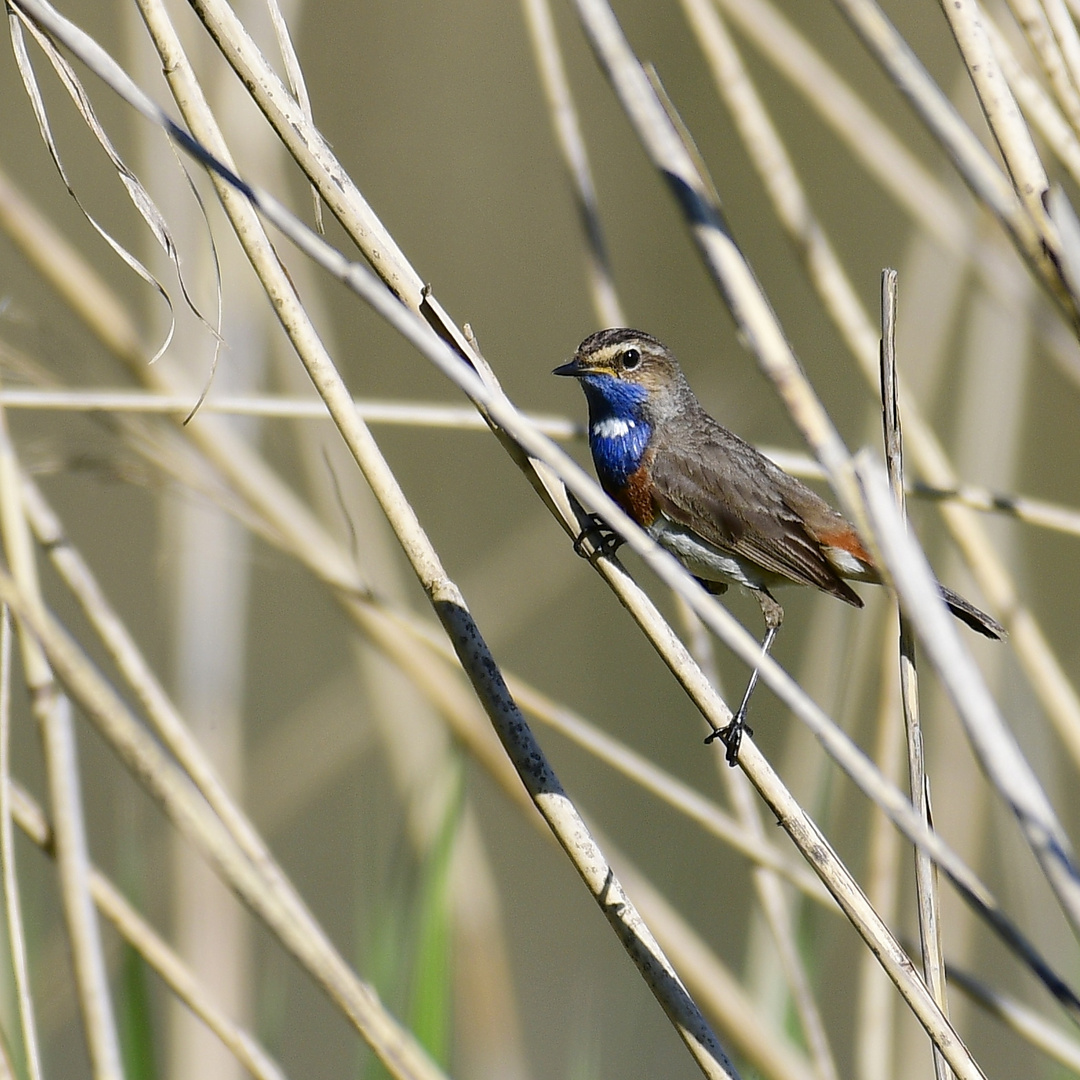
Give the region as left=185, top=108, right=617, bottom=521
left=880, top=269, right=950, bottom=1080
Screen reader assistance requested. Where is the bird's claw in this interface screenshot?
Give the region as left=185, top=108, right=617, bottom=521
left=572, top=514, right=623, bottom=560
left=705, top=715, right=754, bottom=766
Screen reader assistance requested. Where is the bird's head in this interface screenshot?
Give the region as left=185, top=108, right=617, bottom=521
left=553, top=328, right=688, bottom=418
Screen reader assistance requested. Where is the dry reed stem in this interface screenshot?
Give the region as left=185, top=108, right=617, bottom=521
left=3, top=379, right=1079, bottom=538
left=263, top=0, right=321, bottom=233
left=940, top=0, right=1055, bottom=237
left=988, top=9, right=1080, bottom=185
left=7, top=782, right=289, bottom=1080
left=880, top=271, right=950, bottom=1080
left=1037, top=0, right=1080, bottom=116
left=3, top=380, right=1080, bottom=540
left=0, top=612, right=42, bottom=1080
left=0, top=400, right=124, bottom=1080
left=0, top=562, right=448, bottom=1080
left=1047, top=183, right=1080, bottom=302
left=1005, top=0, right=1080, bottom=136
left=0, top=388, right=580, bottom=434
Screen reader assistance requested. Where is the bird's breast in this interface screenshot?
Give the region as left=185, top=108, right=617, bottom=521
left=587, top=416, right=658, bottom=527
left=610, top=461, right=658, bottom=527
left=589, top=415, right=653, bottom=488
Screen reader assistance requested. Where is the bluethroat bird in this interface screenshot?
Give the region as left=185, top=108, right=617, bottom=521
left=554, top=328, right=1004, bottom=764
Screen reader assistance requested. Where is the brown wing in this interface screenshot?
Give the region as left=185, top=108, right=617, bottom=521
left=648, top=417, right=864, bottom=607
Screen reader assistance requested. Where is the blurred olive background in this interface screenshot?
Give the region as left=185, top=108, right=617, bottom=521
left=0, top=0, right=1078, bottom=1078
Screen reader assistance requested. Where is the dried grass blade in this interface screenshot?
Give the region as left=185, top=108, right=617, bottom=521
left=6, top=8, right=177, bottom=361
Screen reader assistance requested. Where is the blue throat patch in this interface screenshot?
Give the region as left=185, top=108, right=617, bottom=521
left=581, top=374, right=652, bottom=488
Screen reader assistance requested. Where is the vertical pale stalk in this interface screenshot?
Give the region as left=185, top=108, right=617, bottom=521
left=880, top=272, right=949, bottom=1080
left=166, top=495, right=251, bottom=1080
left=0, top=611, right=42, bottom=1080
left=126, top=4, right=259, bottom=1070
left=37, top=698, right=124, bottom=1080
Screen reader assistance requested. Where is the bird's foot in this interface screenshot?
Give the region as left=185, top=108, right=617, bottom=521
left=705, top=714, right=754, bottom=767
left=572, top=514, right=623, bottom=560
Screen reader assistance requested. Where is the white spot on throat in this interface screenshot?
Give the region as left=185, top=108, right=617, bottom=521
left=592, top=416, right=634, bottom=440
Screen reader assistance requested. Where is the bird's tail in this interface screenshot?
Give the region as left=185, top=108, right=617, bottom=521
left=939, top=585, right=1006, bottom=640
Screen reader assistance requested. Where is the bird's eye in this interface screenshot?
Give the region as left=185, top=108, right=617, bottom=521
left=621, top=348, right=641, bottom=370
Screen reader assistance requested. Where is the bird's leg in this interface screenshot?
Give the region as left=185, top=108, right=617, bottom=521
left=706, top=590, right=784, bottom=766
left=572, top=513, right=624, bottom=560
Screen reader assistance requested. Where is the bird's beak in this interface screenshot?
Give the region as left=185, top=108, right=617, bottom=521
left=552, top=358, right=581, bottom=377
